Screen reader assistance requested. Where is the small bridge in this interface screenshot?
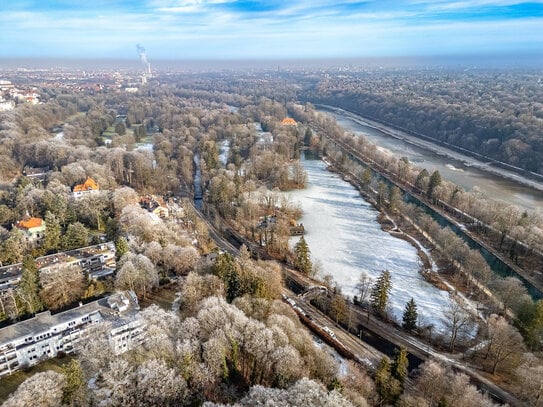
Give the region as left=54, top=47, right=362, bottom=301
left=299, top=285, right=328, bottom=299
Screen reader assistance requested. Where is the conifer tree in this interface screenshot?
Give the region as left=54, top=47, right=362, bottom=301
left=402, top=297, right=418, bottom=331
left=61, top=359, right=86, bottom=405
left=361, top=167, right=372, bottom=188
left=115, top=236, right=129, bottom=260
left=370, top=270, right=392, bottom=319
left=294, top=236, right=312, bottom=275
left=375, top=356, right=402, bottom=404
left=62, top=222, right=89, bottom=250
left=427, top=170, right=442, bottom=199
left=414, top=168, right=429, bottom=193
left=18, top=255, right=43, bottom=315
left=43, top=211, right=61, bottom=253
left=392, top=347, right=409, bottom=386
left=213, top=253, right=242, bottom=302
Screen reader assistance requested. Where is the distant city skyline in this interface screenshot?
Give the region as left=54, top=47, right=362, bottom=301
left=1, top=1, right=542, bottom=61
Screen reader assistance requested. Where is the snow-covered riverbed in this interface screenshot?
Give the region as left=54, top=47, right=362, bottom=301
left=286, top=155, right=451, bottom=333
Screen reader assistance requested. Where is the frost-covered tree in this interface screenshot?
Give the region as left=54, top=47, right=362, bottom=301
left=2, top=371, right=66, bottom=407
left=411, top=360, right=497, bottom=407
left=479, top=314, right=525, bottom=375
left=179, top=272, right=225, bottom=316
left=162, top=244, right=199, bottom=275
left=100, top=358, right=188, bottom=406
left=515, top=354, right=543, bottom=406
left=444, top=299, right=474, bottom=352
left=204, top=377, right=355, bottom=407
left=115, top=253, right=159, bottom=298
left=39, top=264, right=86, bottom=310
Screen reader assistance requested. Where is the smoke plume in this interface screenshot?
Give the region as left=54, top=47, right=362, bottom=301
left=136, top=43, right=148, bottom=64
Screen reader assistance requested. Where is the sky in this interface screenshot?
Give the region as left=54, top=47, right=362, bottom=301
left=0, top=0, right=542, bottom=60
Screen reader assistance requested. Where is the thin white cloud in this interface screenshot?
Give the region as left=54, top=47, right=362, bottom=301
left=1, top=1, right=541, bottom=58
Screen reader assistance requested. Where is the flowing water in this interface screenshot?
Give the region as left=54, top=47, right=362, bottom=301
left=320, top=106, right=543, bottom=212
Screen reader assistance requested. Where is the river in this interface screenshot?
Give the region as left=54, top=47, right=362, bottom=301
left=286, top=153, right=451, bottom=333
left=319, top=106, right=543, bottom=212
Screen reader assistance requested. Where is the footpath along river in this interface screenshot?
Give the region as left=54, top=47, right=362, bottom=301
left=286, top=152, right=452, bottom=334
left=318, top=106, right=543, bottom=212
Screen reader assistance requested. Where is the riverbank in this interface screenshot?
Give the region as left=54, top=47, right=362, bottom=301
left=318, top=104, right=543, bottom=195
left=325, top=160, right=460, bottom=298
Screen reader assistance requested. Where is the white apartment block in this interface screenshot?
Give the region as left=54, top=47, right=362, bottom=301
left=0, top=291, right=143, bottom=377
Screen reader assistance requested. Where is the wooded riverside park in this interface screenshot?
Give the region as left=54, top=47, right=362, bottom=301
left=0, top=61, right=542, bottom=406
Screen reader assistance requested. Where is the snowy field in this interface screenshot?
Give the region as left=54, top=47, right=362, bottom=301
left=218, top=139, right=230, bottom=166
left=286, top=156, right=451, bottom=333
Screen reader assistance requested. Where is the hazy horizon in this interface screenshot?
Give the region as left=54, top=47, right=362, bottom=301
left=1, top=52, right=542, bottom=72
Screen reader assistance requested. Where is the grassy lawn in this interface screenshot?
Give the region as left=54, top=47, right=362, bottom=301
left=139, top=286, right=178, bottom=311
left=0, top=356, right=74, bottom=402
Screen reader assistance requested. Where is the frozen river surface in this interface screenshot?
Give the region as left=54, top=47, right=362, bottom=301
left=287, top=156, right=451, bottom=332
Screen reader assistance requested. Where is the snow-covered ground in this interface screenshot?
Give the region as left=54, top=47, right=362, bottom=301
left=136, top=142, right=153, bottom=152
left=286, top=156, right=452, bottom=333
left=218, top=139, right=230, bottom=166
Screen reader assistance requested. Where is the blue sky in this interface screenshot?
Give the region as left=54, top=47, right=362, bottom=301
left=1, top=0, right=542, bottom=59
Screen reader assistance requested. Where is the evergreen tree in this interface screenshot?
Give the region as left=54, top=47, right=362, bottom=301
left=213, top=253, right=242, bottom=302
left=115, top=236, right=129, bottom=261
left=414, top=168, right=429, bottom=193
left=376, top=181, right=387, bottom=209
left=18, top=255, right=43, bottom=315
left=62, top=222, right=89, bottom=250
left=387, top=185, right=402, bottom=212
left=360, top=167, right=372, bottom=188
left=303, top=128, right=313, bottom=146
left=375, top=356, right=402, bottom=404
left=0, top=229, right=26, bottom=265
left=61, top=359, right=86, bottom=405
left=402, top=297, right=418, bottom=331
left=427, top=170, right=442, bottom=199
left=294, top=236, right=312, bottom=275
left=370, top=270, right=392, bottom=319
left=43, top=211, right=61, bottom=253
left=392, top=347, right=409, bottom=386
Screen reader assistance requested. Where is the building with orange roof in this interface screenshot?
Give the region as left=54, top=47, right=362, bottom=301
left=15, top=217, right=46, bottom=244
left=281, top=117, right=297, bottom=126
left=73, top=177, right=100, bottom=198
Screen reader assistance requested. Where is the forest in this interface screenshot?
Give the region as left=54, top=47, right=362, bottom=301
left=1, top=68, right=543, bottom=406
left=299, top=69, right=543, bottom=175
